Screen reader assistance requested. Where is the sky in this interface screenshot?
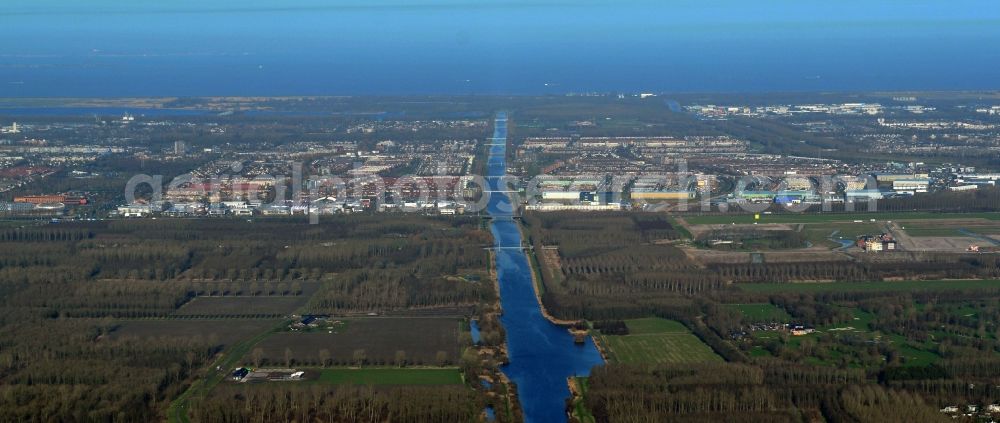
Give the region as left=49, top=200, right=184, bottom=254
left=1, top=1, right=998, bottom=96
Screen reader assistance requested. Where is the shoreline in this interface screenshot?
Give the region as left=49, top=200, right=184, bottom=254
left=590, top=334, right=611, bottom=362
left=515, top=220, right=585, bottom=328
left=487, top=248, right=509, bottom=360
left=516, top=219, right=607, bottom=362
left=480, top=247, right=516, bottom=414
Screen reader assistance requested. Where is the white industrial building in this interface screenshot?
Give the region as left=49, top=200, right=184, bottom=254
left=117, top=204, right=154, bottom=217
left=845, top=189, right=884, bottom=201
left=892, top=178, right=929, bottom=193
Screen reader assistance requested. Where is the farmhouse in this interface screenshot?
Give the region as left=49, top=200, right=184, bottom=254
left=789, top=325, right=815, bottom=336
left=857, top=233, right=898, bottom=252
left=231, top=367, right=249, bottom=381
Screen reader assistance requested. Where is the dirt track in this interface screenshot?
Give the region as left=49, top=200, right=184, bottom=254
left=680, top=244, right=852, bottom=265
left=889, top=222, right=980, bottom=252
left=685, top=223, right=795, bottom=239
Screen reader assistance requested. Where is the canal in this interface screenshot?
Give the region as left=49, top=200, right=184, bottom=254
left=486, top=112, right=605, bottom=422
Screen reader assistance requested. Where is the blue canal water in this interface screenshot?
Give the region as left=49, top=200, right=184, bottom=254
left=486, top=112, right=604, bottom=423
left=470, top=319, right=481, bottom=344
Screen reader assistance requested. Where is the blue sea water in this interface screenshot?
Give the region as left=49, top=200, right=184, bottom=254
left=1, top=0, right=999, bottom=97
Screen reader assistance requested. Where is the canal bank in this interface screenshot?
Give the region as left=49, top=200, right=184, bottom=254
left=518, top=223, right=586, bottom=328
left=486, top=112, right=604, bottom=423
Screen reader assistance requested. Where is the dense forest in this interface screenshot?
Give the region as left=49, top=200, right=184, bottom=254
left=524, top=212, right=1000, bottom=321
left=0, top=215, right=504, bottom=421
left=581, top=287, right=1000, bottom=422
left=584, top=363, right=948, bottom=422
left=524, top=212, right=1000, bottom=422
left=192, top=385, right=484, bottom=423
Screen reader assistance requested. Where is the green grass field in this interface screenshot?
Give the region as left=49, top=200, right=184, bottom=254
left=666, top=216, right=694, bottom=240
left=623, top=317, right=689, bottom=334
left=737, top=280, right=1000, bottom=294
left=598, top=318, right=722, bottom=364
left=886, top=334, right=940, bottom=366
left=570, top=377, right=595, bottom=423
left=802, top=222, right=883, bottom=247
left=313, top=368, right=463, bottom=385
left=899, top=219, right=1000, bottom=237
left=683, top=212, right=1000, bottom=225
